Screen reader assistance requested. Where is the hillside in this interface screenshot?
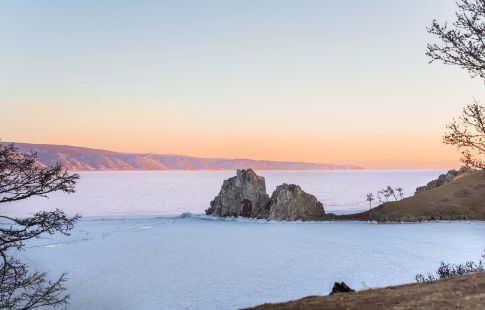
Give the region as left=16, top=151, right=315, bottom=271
left=246, top=272, right=485, bottom=310
left=2, top=142, right=363, bottom=171
left=341, top=171, right=485, bottom=222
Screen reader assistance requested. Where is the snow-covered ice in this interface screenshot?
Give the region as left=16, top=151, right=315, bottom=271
left=18, top=216, right=485, bottom=310
left=2, top=170, right=484, bottom=309
left=1, top=170, right=446, bottom=217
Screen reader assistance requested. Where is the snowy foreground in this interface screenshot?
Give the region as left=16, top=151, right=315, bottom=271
left=18, top=215, right=485, bottom=310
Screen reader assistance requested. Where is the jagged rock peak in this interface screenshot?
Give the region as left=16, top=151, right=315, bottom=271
left=415, top=167, right=469, bottom=194
left=205, top=169, right=270, bottom=218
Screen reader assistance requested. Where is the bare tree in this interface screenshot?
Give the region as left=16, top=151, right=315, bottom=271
left=386, top=186, right=398, bottom=201
left=0, top=143, right=80, bottom=309
left=376, top=190, right=383, bottom=205
left=426, top=0, right=485, bottom=82
left=427, top=1, right=485, bottom=171
left=366, top=193, right=374, bottom=221
left=366, top=193, right=374, bottom=211
left=395, top=187, right=404, bottom=200
left=443, top=100, right=485, bottom=171
left=381, top=188, right=391, bottom=202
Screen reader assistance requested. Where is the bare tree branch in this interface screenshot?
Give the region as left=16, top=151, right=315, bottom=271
left=426, top=0, right=485, bottom=82
left=443, top=100, right=485, bottom=171
left=0, top=143, right=79, bottom=309
left=0, top=143, right=79, bottom=204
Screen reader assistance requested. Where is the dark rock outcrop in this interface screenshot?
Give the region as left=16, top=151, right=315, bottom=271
left=207, top=170, right=326, bottom=221
left=329, top=282, right=355, bottom=295
left=415, top=168, right=468, bottom=194
left=205, top=169, right=270, bottom=218
left=268, top=184, right=325, bottom=221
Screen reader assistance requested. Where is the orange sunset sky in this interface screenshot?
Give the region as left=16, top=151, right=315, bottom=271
left=1, top=1, right=484, bottom=169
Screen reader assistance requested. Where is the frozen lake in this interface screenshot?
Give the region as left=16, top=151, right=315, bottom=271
left=1, top=170, right=447, bottom=217
left=3, top=170, right=484, bottom=309
left=18, top=216, right=485, bottom=310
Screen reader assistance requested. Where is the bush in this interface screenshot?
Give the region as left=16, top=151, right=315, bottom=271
left=416, top=251, right=485, bottom=282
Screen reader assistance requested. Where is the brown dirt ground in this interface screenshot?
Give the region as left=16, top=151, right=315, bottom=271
left=244, top=272, right=485, bottom=310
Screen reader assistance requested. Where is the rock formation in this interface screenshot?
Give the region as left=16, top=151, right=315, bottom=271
left=268, top=184, right=325, bottom=221
left=415, top=168, right=468, bottom=194
left=329, top=282, right=355, bottom=295
left=205, top=169, right=270, bottom=218
left=207, top=170, right=326, bottom=221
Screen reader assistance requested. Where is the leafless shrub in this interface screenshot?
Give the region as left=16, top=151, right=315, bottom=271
left=416, top=251, right=485, bottom=282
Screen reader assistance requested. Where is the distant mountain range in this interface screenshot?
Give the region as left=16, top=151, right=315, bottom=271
left=3, top=142, right=363, bottom=171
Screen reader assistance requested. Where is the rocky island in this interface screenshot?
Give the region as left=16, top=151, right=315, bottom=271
left=206, top=169, right=325, bottom=221
left=207, top=168, right=485, bottom=223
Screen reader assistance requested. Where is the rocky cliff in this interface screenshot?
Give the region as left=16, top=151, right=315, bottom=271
left=207, top=169, right=325, bottom=221
left=268, top=184, right=325, bottom=221
left=206, top=169, right=270, bottom=218
left=415, top=168, right=468, bottom=194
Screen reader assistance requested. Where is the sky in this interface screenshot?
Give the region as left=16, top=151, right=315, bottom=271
left=1, top=0, right=484, bottom=169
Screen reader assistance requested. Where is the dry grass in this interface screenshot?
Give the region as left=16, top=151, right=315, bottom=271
left=340, top=171, right=485, bottom=222
left=245, top=272, right=485, bottom=310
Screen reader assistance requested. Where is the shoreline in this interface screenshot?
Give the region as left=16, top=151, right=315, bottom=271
left=59, top=213, right=485, bottom=224
left=245, top=272, right=485, bottom=310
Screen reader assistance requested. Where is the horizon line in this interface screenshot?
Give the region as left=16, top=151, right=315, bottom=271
left=2, top=140, right=460, bottom=170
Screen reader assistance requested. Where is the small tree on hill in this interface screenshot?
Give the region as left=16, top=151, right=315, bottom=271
left=386, top=186, right=398, bottom=201
left=395, top=187, right=404, bottom=200
left=381, top=188, right=391, bottom=202
left=366, top=193, right=374, bottom=211
left=0, top=143, right=80, bottom=309
left=366, top=193, right=374, bottom=221
left=376, top=191, right=383, bottom=204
